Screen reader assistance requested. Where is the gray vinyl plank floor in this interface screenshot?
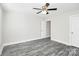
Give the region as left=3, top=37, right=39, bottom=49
left=1, top=37, right=79, bottom=56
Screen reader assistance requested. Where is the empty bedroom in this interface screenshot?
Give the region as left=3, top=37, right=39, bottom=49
left=0, top=3, right=79, bottom=56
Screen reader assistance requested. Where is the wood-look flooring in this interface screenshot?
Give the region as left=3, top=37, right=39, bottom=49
left=1, top=37, right=79, bottom=56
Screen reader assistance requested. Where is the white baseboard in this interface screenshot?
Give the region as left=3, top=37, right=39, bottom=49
left=51, top=38, right=71, bottom=46
left=3, top=37, right=48, bottom=47
left=0, top=44, right=4, bottom=55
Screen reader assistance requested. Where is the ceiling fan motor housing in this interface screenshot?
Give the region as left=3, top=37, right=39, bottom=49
left=45, top=3, right=50, bottom=7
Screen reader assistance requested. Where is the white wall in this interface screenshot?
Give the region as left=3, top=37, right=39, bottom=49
left=0, top=5, right=2, bottom=55
left=41, top=21, right=47, bottom=38
left=51, top=10, right=79, bottom=45
left=3, top=11, right=42, bottom=45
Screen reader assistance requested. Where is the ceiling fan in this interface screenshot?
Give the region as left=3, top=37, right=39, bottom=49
left=33, top=3, right=57, bottom=14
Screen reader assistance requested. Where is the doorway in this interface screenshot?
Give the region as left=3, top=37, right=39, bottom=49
left=46, top=21, right=51, bottom=37
left=41, top=20, right=51, bottom=39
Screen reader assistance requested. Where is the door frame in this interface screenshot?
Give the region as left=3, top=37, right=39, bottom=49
left=69, top=16, right=72, bottom=46
left=40, top=19, right=51, bottom=38
left=69, top=15, right=79, bottom=47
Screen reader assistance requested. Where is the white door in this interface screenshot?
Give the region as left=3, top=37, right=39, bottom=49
left=70, top=15, right=79, bottom=47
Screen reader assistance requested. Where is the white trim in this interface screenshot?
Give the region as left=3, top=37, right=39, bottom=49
left=69, top=16, right=72, bottom=46
left=51, top=38, right=71, bottom=46
left=3, top=37, right=47, bottom=47
left=0, top=45, right=4, bottom=55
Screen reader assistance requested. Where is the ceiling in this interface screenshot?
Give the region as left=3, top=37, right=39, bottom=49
left=1, top=3, right=79, bottom=18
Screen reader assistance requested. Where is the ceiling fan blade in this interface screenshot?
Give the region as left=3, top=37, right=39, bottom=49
left=33, top=8, right=42, bottom=10
left=48, top=8, right=57, bottom=10
left=36, top=11, right=42, bottom=14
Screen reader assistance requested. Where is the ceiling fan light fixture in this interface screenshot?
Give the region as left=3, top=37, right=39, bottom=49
left=42, top=10, right=47, bottom=14
left=33, top=3, right=57, bottom=15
